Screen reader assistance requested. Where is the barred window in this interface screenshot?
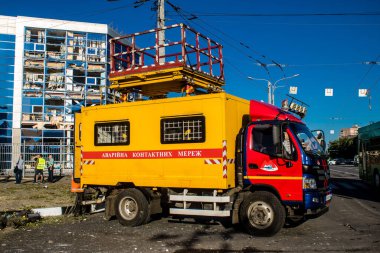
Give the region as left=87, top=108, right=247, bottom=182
left=161, top=116, right=205, bottom=144
left=95, top=121, right=130, bottom=146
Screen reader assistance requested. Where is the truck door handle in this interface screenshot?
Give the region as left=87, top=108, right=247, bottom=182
left=248, top=163, right=259, bottom=169
left=286, top=161, right=293, bottom=168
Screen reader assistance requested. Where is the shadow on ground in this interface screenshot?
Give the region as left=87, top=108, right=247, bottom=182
left=331, top=177, right=380, bottom=203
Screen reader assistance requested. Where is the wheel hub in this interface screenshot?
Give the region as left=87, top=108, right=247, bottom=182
left=247, top=201, right=274, bottom=229
left=119, top=197, right=138, bottom=220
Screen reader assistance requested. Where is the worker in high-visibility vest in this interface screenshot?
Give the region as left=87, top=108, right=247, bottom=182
left=35, top=154, right=46, bottom=184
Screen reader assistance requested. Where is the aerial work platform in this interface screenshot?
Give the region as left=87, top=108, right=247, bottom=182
left=109, top=24, right=225, bottom=97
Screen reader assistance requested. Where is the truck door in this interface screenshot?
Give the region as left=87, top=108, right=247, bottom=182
left=245, top=123, right=303, bottom=202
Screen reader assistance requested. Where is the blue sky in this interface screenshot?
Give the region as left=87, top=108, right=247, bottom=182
left=2, top=0, right=380, bottom=143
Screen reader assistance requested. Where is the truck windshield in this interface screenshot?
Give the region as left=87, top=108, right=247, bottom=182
left=289, top=123, right=324, bottom=155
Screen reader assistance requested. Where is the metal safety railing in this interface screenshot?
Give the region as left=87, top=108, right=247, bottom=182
left=109, top=23, right=224, bottom=81
left=0, top=141, right=74, bottom=177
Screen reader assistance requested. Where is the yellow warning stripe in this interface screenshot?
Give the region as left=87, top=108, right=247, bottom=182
left=244, top=176, right=302, bottom=180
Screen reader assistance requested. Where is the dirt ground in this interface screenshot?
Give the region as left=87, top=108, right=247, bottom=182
left=0, top=176, right=76, bottom=211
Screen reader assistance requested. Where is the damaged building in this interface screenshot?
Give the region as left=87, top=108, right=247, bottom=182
left=0, top=15, right=119, bottom=172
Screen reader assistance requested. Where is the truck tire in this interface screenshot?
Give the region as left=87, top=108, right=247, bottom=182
left=115, top=188, right=150, bottom=227
left=239, top=191, right=285, bottom=236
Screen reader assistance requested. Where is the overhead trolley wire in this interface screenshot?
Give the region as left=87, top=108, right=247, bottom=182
left=0, top=2, right=137, bottom=44
left=167, top=11, right=380, bottom=17
left=332, top=54, right=380, bottom=112
left=357, top=55, right=380, bottom=88
left=165, top=1, right=261, bottom=82
left=165, top=1, right=283, bottom=79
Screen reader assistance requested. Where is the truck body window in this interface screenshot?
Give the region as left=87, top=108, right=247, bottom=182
left=161, top=116, right=205, bottom=144
left=95, top=121, right=130, bottom=146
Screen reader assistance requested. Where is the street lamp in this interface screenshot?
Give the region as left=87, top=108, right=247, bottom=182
left=247, top=74, right=300, bottom=105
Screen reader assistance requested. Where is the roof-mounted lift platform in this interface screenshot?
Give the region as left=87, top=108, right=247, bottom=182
left=109, top=23, right=224, bottom=97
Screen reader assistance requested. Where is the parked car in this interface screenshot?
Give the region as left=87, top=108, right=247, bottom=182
left=328, top=158, right=345, bottom=165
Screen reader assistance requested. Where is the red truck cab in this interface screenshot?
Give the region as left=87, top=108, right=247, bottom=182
left=237, top=100, right=331, bottom=234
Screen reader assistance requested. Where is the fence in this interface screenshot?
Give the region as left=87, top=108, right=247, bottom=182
left=0, top=141, right=74, bottom=177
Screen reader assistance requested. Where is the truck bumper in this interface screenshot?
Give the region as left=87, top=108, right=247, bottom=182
left=304, top=188, right=332, bottom=216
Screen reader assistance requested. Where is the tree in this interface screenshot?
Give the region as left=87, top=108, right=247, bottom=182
left=328, top=136, right=357, bottom=159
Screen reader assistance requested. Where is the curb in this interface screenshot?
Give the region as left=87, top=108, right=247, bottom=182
left=31, top=203, right=105, bottom=217
left=0, top=206, right=73, bottom=218
left=31, top=206, right=73, bottom=217
left=1, top=203, right=104, bottom=219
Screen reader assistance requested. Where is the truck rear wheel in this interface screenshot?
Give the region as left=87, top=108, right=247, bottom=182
left=239, top=191, right=285, bottom=236
left=115, top=189, right=150, bottom=227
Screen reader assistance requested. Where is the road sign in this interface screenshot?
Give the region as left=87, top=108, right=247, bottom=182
left=289, top=86, right=298, bottom=95
left=358, top=89, right=368, bottom=97
left=325, top=88, right=333, bottom=97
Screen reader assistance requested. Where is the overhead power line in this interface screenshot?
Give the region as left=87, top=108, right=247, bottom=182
left=167, top=11, right=380, bottom=17
left=357, top=55, right=380, bottom=88
left=0, top=2, right=137, bottom=43
left=275, top=62, right=364, bottom=68
left=333, top=54, right=380, bottom=112
left=165, top=1, right=286, bottom=79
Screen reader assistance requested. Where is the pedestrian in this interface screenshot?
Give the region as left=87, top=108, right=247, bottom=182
left=32, top=154, right=39, bottom=183
left=47, top=154, right=54, bottom=183
left=14, top=155, right=24, bottom=184
left=35, top=154, right=46, bottom=184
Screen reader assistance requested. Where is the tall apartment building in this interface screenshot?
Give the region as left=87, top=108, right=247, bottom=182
left=339, top=125, right=359, bottom=139
left=0, top=18, right=15, bottom=144
left=0, top=15, right=118, bottom=170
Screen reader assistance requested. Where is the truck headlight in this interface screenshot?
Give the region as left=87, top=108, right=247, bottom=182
left=303, top=177, right=317, bottom=189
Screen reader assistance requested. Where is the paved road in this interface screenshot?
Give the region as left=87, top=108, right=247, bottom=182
left=330, top=164, right=361, bottom=179
left=1, top=165, right=379, bottom=252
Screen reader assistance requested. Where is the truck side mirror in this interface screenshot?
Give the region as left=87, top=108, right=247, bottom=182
left=312, top=130, right=326, bottom=151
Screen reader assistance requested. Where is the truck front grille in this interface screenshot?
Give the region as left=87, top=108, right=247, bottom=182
left=316, top=159, right=330, bottom=190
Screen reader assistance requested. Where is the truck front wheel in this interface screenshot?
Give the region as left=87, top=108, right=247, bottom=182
left=115, top=189, right=150, bottom=227
left=239, top=191, right=285, bottom=236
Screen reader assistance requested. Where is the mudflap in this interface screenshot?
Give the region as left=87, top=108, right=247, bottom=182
left=105, top=194, right=117, bottom=220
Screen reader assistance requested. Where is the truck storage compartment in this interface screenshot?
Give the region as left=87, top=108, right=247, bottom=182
left=78, top=93, right=249, bottom=189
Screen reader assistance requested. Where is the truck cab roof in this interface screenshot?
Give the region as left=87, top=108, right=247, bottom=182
left=250, top=100, right=303, bottom=124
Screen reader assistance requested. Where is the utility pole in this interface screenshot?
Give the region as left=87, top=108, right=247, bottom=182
left=157, top=0, right=165, bottom=64
left=109, top=0, right=166, bottom=62
left=267, top=81, right=272, bottom=105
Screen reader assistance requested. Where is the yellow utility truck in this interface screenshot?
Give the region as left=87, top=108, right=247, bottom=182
left=72, top=24, right=331, bottom=236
